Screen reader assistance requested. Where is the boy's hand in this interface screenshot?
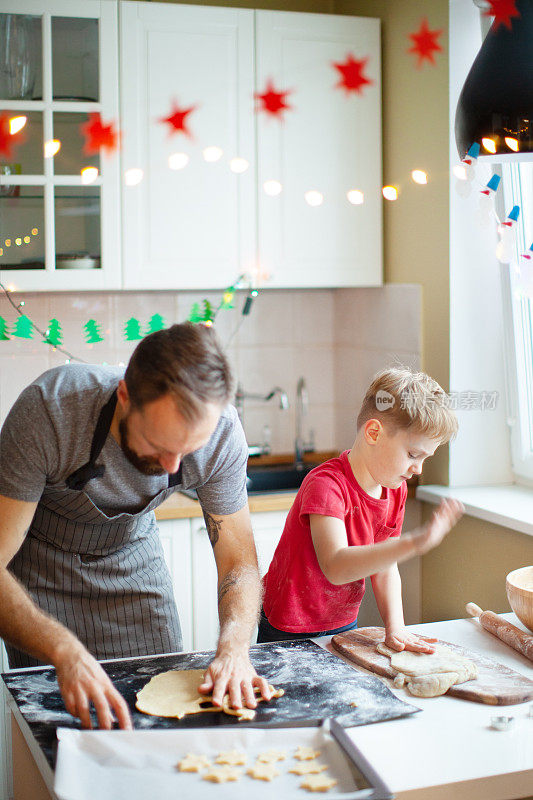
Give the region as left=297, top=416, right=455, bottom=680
left=410, top=498, right=464, bottom=556
left=384, top=628, right=438, bottom=654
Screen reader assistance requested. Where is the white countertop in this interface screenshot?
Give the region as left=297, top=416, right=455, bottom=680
left=315, top=613, right=533, bottom=800
left=6, top=614, right=533, bottom=800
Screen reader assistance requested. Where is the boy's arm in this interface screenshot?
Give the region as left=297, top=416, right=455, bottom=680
left=371, top=565, right=437, bottom=653
left=310, top=498, right=463, bottom=585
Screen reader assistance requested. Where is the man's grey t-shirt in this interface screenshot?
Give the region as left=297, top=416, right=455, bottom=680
left=0, top=364, right=248, bottom=517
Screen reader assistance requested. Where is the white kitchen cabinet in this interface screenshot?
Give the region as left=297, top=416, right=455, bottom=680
left=256, top=10, right=382, bottom=288
left=120, top=1, right=256, bottom=290
left=158, top=518, right=194, bottom=652
left=120, top=2, right=382, bottom=290
left=0, top=0, right=121, bottom=291
left=190, top=509, right=289, bottom=652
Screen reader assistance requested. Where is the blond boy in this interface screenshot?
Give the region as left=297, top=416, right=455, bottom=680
left=259, top=369, right=463, bottom=651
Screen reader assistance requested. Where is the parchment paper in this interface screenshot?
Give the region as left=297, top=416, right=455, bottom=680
left=54, top=726, right=361, bottom=800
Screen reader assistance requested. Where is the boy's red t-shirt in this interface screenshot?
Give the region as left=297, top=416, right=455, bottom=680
left=262, top=450, right=407, bottom=633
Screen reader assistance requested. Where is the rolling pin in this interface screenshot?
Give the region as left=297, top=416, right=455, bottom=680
left=466, top=602, right=533, bottom=664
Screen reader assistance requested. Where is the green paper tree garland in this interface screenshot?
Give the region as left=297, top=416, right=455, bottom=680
left=84, top=319, right=104, bottom=344
left=0, top=278, right=254, bottom=358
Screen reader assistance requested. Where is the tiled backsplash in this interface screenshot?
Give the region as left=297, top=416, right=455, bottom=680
left=0, top=285, right=421, bottom=453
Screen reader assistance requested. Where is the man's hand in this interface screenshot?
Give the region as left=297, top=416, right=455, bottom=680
left=54, top=641, right=132, bottom=730
left=198, top=645, right=272, bottom=709
left=410, top=498, right=464, bottom=556
left=384, top=627, right=438, bottom=654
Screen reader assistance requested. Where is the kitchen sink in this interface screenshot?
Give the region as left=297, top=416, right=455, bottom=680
left=246, top=462, right=315, bottom=494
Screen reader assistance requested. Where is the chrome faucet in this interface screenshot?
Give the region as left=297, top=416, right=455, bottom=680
left=235, top=382, right=289, bottom=456
left=295, top=376, right=315, bottom=464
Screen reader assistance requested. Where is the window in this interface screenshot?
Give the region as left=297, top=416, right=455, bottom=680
left=502, top=161, right=533, bottom=482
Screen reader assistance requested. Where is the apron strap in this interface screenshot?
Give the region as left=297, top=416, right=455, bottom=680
left=66, top=390, right=118, bottom=491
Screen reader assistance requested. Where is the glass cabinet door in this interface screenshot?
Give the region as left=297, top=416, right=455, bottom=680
left=0, top=2, right=120, bottom=291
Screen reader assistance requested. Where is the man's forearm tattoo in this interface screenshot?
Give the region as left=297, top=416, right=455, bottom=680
left=218, top=570, right=239, bottom=605
left=203, top=511, right=223, bottom=548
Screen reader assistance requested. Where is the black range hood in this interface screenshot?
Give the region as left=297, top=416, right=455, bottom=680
left=455, top=0, right=533, bottom=161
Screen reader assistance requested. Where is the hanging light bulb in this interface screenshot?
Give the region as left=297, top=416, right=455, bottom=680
left=455, top=0, right=533, bottom=162
left=263, top=180, right=283, bottom=196
left=482, top=137, right=497, bottom=154
left=382, top=185, right=399, bottom=201
left=411, top=170, right=428, bottom=185
left=9, top=115, right=27, bottom=135
left=505, top=137, right=519, bottom=152
left=229, top=157, right=249, bottom=174
left=203, top=146, right=223, bottom=162
left=168, top=152, right=189, bottom=170
left=124, top=168, right=144, bottom=186
left=347, top=189, right=364, bottom=205
left=81, top=166, right=99, bottom=184
left=304, top=190, right=324, bottom=207
left=44, top=139, right=61, bottom=158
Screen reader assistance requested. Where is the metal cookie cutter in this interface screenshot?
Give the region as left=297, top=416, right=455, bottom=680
left=490, top=715, right=514, bottom=731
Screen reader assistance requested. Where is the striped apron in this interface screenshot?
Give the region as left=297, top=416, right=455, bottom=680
left=6, top=391, right=183, bottom=668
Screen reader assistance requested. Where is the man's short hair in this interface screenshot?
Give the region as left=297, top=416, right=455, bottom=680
left=124, top=323, right=233, bottom=422
left=356, top=368, right=458, bottom=443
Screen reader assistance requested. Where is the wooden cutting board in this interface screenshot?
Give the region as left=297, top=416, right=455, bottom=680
left=331, top=627, right=533, bottom=705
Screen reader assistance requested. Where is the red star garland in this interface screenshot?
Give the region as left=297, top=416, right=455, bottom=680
left=408, top=18, right=443, bottom=68
left=333, top=54, right=373, bottom=95
left=0, top=113, right=22, bottom=158
left=160, top=100, right=197, bottom=138
left=483, top=0, right=520, bottom=30
left=80, top=113, right=119, bottom=155
left=255, top=80, right=292, bottom=119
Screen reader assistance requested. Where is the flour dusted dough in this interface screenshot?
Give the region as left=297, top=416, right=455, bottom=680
left=376, top=642, right=477, bottom=698
left=136, top=668, right=284, bottom=721
left=136, top=669, right=208, bottom=718
left=406, top=671, right=460, bottom=698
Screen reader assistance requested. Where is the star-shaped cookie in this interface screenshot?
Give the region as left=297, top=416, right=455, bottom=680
left=257, top=748, right=286, bottom=763
left=247, top=762, right=280, bottom=781
left=294, top=746, right=321, bottom=761
left=300, top=774, right=337, bottom=792
left=289, top=761, right=327, bottom=775
left=215, top=749, right=247, bottom=765
left=176, top=753, right=211, bottom=772
left=203, top=765, right=242, bottom=783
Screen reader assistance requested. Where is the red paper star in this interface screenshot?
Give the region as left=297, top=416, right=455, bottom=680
left=0, top=114, right=15, bottom=158
left=483, top=0, right=520, bottom=30
left=333, top=54, right=373, bottom=95
left=80, top=113, right=119, bottom=155
left=160, top=100, right=197, bottom=138
left=255, top=80, right=292, bottom=119
left=408, top=18, right=443, bottom=68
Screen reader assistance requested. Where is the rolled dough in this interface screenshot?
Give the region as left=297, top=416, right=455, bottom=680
left=406, top=671, right=460, bottom=698
left=376, top=642, right=477, bottom=698
left=135, top=668, right=284, bottom=721
left=376, top=642, right=477, bottom=680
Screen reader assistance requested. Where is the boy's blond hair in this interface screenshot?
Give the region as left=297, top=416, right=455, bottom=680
left=356, top=368, right=458, bottom=443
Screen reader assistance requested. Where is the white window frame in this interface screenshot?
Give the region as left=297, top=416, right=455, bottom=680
left=501, top=161, right=533, bottom=483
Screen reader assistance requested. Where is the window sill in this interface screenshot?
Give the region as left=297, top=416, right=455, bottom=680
left=416, top=484, right=533, bottom=537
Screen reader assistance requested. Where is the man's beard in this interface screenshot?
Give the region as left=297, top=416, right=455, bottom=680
left=118, top=416, right=166, bottom=476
